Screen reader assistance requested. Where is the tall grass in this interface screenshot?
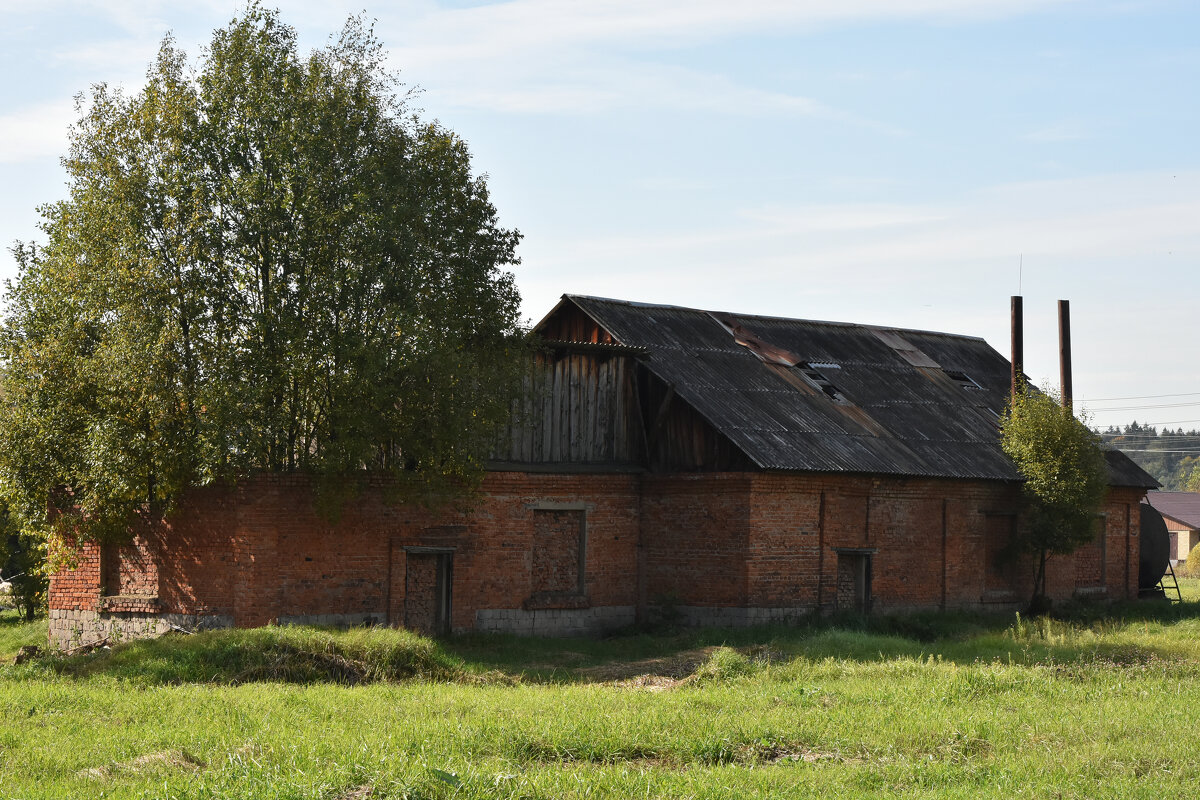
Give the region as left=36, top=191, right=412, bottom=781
left=53, top=624, right=470, bottom=685
left=0, top=609, right=46, bottom=659
left=1, top=602, right=1198, bottom=798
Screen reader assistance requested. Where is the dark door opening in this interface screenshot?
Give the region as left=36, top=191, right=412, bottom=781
left=404, top=550, right=453, bottom=636
left=836, top=551, right=872, bottom=613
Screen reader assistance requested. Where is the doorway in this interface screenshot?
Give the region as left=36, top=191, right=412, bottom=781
left=836, top=550, right=873, bottom=613
left=403, top=549, right=453, bottom=636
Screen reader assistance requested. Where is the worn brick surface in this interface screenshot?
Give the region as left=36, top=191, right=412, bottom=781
left=48, top=471, right=1146, bottom=645
left=404, top=553, right=441, bottom=634
left=532, top=510, right=583, bottom=594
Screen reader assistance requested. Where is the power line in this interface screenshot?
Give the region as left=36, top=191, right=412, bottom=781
left=1102, top=434, right=1200, bottom=439
left=1098, top=418, right=1200, bottom=427
left=1082, top=401, right=1200, bottom=411
left=1082, top=391, right=1200, bottom=402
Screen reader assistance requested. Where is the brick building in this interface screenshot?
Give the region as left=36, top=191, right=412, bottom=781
left=48, top=296, right=1157, bottom=648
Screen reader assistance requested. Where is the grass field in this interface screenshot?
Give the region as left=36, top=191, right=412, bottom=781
left=1, top=599, right=1198, bottom=799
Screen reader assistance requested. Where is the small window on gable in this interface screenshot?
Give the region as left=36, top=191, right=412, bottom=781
left=798, top=362, right=847, bottom=403
left=942, top=369, right=982, bottom=390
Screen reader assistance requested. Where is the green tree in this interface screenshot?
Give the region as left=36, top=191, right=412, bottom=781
left=0, top=6, right=525, bottom=548
left=1000, top=389, right=1109, bottom=609
left=0, top=517, right=48, bottom=620
left=1183, top=461, right=1200, bottom=493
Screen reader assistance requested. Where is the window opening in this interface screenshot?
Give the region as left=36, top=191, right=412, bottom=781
left=798, top=362, right=847, bottom=402
left=532, top=509, right=586, bottom=596
left=942, top=369, right=982, bottom=389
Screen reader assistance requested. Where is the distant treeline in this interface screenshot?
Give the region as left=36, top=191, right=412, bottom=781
left=1099, top=422, right=1200, bottom=491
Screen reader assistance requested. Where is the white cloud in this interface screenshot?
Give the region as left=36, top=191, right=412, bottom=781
left=514, top=168, right=1200, bottom=320
left=554, top=170, right=1200, bottom=270
left=389, top=0, right=1080, bottom=66
left=0, top=100, right=75, bottom=163
left=428, top=59, right=852, bottom=119
left=49, top=38, right=164, bottom=86
left=375, top=0, right=1076, bottom=117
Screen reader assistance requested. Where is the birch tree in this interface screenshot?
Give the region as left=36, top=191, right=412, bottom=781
left=0, top=6, right=525, bottom=546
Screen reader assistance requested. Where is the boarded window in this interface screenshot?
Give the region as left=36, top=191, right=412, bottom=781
left=984, top=514, right=1019, bottom=594
left=100, top=538, right=157, bottom=598
left=1074, top=515, right=1107, bottom=589
left=532, top=509, right=585, bottom=595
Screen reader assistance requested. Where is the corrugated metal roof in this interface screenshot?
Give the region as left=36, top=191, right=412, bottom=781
left=1146, top=490, right=1200, bottom=527
left=555, top=295, right=1157, bottom=487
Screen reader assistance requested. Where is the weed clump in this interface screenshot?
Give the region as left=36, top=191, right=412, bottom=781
left=54, top=625, right=471, bottom=686
left=688, top=646, right=756, bottom=683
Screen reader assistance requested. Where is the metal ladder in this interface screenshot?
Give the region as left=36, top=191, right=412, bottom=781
left=1158, top=562, right=1183, bottom=603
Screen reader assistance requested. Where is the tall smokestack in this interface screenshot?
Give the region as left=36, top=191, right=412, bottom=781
left=1011, top=296, right=1023, bottom=400
left=1059, top=299, right=1073, bottom=412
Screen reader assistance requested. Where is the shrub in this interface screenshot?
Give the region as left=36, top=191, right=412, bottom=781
left=690, top=647, right=756, bottom=683
left=1186, top=543, right=1200, bottom=576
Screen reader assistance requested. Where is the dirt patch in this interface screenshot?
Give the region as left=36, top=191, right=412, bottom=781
left=577, top=645, right=789, bottom=689
left=758, top=745, right=860, bottom=765
left=576, top=646, right=719, bottom=686
left=613, top=673, right=684, bottom=691
left=79, top=749, right=205, bottom=780
left=338, top=786, right=375, bottom=799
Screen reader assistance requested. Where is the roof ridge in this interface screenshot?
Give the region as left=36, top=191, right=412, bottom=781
left=565, top=294, right=989, bottom=344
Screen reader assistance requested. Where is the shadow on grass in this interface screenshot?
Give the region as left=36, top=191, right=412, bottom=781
left=12, top=598, right=1200, bottom=687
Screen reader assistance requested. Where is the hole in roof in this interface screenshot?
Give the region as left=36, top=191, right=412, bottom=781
left=797, top=363, right=848, bottom=403
left=943, top=369, right=982, bottom=389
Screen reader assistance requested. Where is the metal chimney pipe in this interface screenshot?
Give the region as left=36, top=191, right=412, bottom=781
left=1011, top=296, right=1023, bottom=400
left=1059, top=299, right=1073, bottom=412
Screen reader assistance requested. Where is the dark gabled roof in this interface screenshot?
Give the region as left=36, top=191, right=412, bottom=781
left=544, top=295, right=1157, bottom=487
left=1146, top=491, right=1200, bottom=529
left=1106, top=451, right=1160, bottom=491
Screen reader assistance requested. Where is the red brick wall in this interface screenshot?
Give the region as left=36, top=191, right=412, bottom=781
left=56, top=472, right=643, bottom=630
left=531, top=510, right=584, bottom=594
left=746, top=475, right=822, bottom=607
left=403, top=553, right=441, bottom=633
left=103, top=534, right=159, bottom=597
left=746, top=474, right=1028, bottom=612
left=49, top=471, right=1147, bottom=632
left=48, top=534, right=101, bottom=612
left=1105, top=488, right=1143, bottom=600
left=640, top=473, right=752, bottom=607
left=744, top=473, right=1143, bottom=612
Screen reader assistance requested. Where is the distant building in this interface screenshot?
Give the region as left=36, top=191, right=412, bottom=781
left=1145, top=491, right=1200, bottom=563
left=48, top=296, right=1157, bottom=648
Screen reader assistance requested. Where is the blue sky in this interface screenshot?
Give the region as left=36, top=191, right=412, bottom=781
left=2, top=0, right=1198, bottom=431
